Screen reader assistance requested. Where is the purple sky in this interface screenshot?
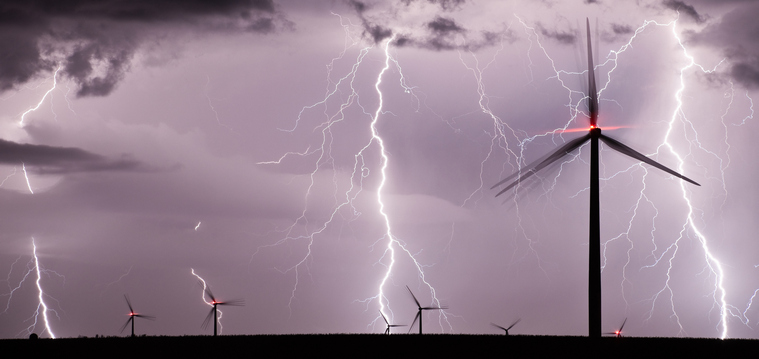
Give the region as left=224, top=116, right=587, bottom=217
left=2, top=0, right=759, bottom=339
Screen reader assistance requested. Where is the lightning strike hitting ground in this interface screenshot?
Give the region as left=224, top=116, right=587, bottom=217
left=1, top=238, right=60, bottom=338
left=255, top=15, right=450, bottom=332
left=506, top=15, right=752, bottom=338
left=190, top=268, right=225, bottom=334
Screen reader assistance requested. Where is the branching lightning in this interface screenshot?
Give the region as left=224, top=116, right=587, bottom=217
left=19, top=66, right=61, bottom=128
left=254, top=14, right=450, bottom=333
left=479, top=13, right=753, bottom=338
left=1, top=238, right=60, bottom=338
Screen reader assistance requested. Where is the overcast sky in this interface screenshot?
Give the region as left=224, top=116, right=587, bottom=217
left=1, top=0, right=759, bottom=339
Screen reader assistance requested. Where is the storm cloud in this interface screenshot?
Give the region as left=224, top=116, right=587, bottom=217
left=0, top=139, right=147, bottom=174
left=0, top=0, right=286, bottom=97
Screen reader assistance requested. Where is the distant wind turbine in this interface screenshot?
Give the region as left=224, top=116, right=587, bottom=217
left=406, top=285, right=447, bottom=335
left=604, top=318, right=627, bottom=337
left=120, top=295, right=155, bottom=337
left=491, top=318, right=521, bottom=335
left=380, top=310, right=406, bottom=335
left=492, top=18, right=699, bottom=338
left=201, top=286, right=244, bottom=337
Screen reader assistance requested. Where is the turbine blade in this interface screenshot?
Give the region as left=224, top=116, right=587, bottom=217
left=587, top=18, right=598, bottom=126
left=120, top=317, right=132, bottom=334
left=507, top=318, right=521, bottom=330
left=422, top=306, right=447, bottom=310
left=201, top=308, right=214, bottom=330
left=380, top=311, right=389, bottom=325
left=124, top=294, right=134, bottom=313
left=493, top=134, right=591, bottom=196
left=619, top=317, right=627, bottom=332
left=135, top=314, right=156, bottom=320
left=409, top=312, right=420, bottom=333
left=203, top=286, right=216, bottom=303
left=599, top=134, right=700, bottom=186
left=406, top=286, right=421, bottom=309
left=218, top=298, right=245, bottom=306
left=390, top=324, right=406, bottom=327
left=491, top=322, right=507, bottom=331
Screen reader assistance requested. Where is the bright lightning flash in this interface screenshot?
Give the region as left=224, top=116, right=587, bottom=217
left=191, top=268, right=224, bottom=334
left=502, top=15, right=752, bottom=338
left=1, top=238, right=61, bottom=338
left=254, top=14, right=450, bottom=333
left=19, top=66, right=61, bottom=127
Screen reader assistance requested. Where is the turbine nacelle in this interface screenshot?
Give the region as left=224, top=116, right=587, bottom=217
left=491, top=318, right=521, bottom=335
left=120, top=295, right=155, bottom=337
left=406, top=285, right=446, bottom=335
left=604, top=318, right=627, bottom=338
left=200, top=284, right=244, bottom=336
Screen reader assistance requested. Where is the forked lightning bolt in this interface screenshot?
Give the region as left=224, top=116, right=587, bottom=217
left=255, top=14, right=450, bottom=332
left=505, top=14, right=753, bottom=338
left=1, top=238, right=60, bottom=338
left=19, top=66, right=61, bottom=127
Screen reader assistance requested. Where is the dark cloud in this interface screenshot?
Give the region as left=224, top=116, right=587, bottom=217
left=390, top=15, right=507, bottom=51
left=347, top=0, right=394, bottom=43
left=0, top=0, right=285, bottom=97
left=688, top=3, right=759, bottom=88
left=539, top=26, right=576, bottom=45
left=611, top=23, right=633, bottom=35
left=427, top=16, right=465, bottom=35
left=0, top=139, right=148, bottom=174
left=346, top=0, right=504, bottom=51
left=400, top=0, right=466, bottom=11
left=662, top=0, right=705, bottom=23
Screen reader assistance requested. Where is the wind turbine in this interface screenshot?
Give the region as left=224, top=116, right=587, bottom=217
left=120, top=295, right=155, bottom=337
left=604, top=318, right=627, bottom=337
left=491, top=18, right=700, bottom=338
left=380, top=310, right=406, bottom=335
left=406, top=285, right=447, bottom=335
left=491, top=318, right=521, bottom=335
left=201, top=286, right=244, bottom=336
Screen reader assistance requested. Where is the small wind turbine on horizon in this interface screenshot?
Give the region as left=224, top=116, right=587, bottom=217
left=201, top=286, right=244, bottom=337
left=120, top=295, right=155, bottom=337
left=491, top=318, right=521, bottom=335
left=604, top=318, right=627, bottom=337
left=406, top=285, right=447, bottom=335
left=380, top=310, right=406, bottom=335
left=491, top=18, right=700, bottom=338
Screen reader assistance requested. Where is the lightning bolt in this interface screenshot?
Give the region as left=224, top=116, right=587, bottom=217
left=190, top=268, right=224, bottom=334
left=1, top=238, right=60, bottom=338
left=0, top=167, right=17, bottom=187
left=19, top=66, right=61, bottom=127
left=254, top=13, right=450, bottom=333
left=22, top=163, right=34, bottom=194
left=497, top=13, right=753, bottom=339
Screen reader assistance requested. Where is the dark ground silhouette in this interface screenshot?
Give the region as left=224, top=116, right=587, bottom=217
left=4, top=334, right=756, bottom=357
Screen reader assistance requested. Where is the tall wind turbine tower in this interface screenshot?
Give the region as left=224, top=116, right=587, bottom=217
left=492, top=18, right=700, bottom=338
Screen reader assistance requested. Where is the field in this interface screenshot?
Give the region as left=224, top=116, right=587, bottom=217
left=4, top=334, right=756, bottom=357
